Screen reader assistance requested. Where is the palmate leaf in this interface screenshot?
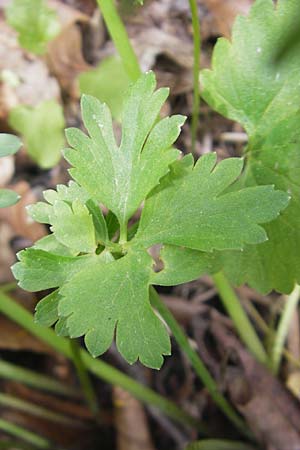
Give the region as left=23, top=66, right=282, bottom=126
left=201, top=0, right=300, bottom=293
left=64, top=71, right=185, bottom=226
left=13, top=71, right=290, bottom=368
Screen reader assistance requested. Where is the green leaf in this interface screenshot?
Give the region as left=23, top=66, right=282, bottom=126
left=33, top=234, right=78, bottom=257
left=65, top=71, right=185, bottom=226
left=136, top=153, right=289, bottom=251
left=79, top=56, right=131, bottom=121
left=274, top=14, right=300, bottom=62
left=151, top=245, right=220, bottom=286
left=55, top=317, right=69, bottom=337
left=0, top=189, right=20, bottom=208
left=12, top=71, right=292, bottom=367
left=35, top=290, right=60, bottom=327
left=27, top=181, right=90, bottom=224
left=186, top=440, right=256, bottom=450
left=201, top=0, right=300, bottom=293
left=9, top=100, right=65, bottom=169
left=28, top=181, right=108, bottom=248
left=5, top=0, right=60, bottom=55
left=86, top=199, right=108, bottom=244
left=58, top=250, right=170, bottom=369
left=35, top=290, right=70, bottom=337
left=0, top=134, right=22, bottom=157
left=49, top=200, right=96, bottom=254
left=12, top=249, right=99, bottom=291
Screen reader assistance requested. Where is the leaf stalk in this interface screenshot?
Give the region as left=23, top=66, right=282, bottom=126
left=0, top=292, right=204, bottom=432
left=212, top=271, right=269, bottom=366
left=0, top=418, right=51, bottom=449
left=149, top=286, right=252, bottom=438
left=271, top=284, right=300, bottom=374
left=188, top=0, right=201, bottom=153
left=96, top=0, right=141, bottom=81
left=70, top=339, right=100, bottom=417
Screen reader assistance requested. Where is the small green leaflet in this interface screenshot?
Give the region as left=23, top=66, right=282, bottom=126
left=0, top=133, right=21, bottom=208
left=201, top=0, right=300, bottom=293
left=0, top=189, right=20, bottom=208
left=136, top=153, right=288, bottom=251
left=33, top=234, right=78, bottom=257
left=12, top=249, right=99, bottom=291
left=151, top=245, right=220, bottom=287
left=5, top=0, right=61, bottom=55
left=13, top=72, right=290, bottom=368
left=9, top=100, right=65, bottom=169
left=49, top=200, right=96, bottom=254
left=35, top=290, right=60, bottom=327
left=65, top=71, right=185, bottom=226
left=0, top=134, right=22, bottom=158
left=27, top=181, right=108, bottom=246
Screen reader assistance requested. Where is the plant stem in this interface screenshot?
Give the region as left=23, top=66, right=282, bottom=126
left=149, top=287, right=252, bottom=438
left=212, top=272, right=268, bottom=366
left=0, top=282, right=18, bottom=293
left=0, top=393, right=77, bottom=426
left=271, top=284, right=300, bottom=374
left=0, top=359, right=78, bottom=398
left=119, top=221, right=128, bottom=244
left=188, top=0, right=201, bottom=153
left=0, top=419, right=51, bottom=449
left=244, top=298, right=300, bottom=370
left=70, top=339, right=100, bottom=417
left=0, top=292, right=203, bottom=432
left=96, top=0, right=141, bottom=81
left=0, top=439, right=34, bottom=450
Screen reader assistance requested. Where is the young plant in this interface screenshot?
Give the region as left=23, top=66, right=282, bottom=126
left=13, top=71, right=289, bottom=369
left=0, top=134, right=22, bottom=208
left=5, top=0, right=60, bottom=55
left=9, top=100, right=65, bottom=169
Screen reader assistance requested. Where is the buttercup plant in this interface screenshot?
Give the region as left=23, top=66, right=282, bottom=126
left=12, top=71, right=289, bottom=369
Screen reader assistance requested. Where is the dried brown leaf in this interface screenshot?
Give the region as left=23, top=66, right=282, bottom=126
left=114, top=386, right=156, bottom=450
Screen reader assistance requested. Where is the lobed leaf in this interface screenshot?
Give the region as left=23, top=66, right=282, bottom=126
left=12, top=249, right=99, bottom=291
left=27, top=181, right=90, bottom=224
left=64, top=71, right=185, bottom=226
left=49, top=200, right=96, bottom=254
